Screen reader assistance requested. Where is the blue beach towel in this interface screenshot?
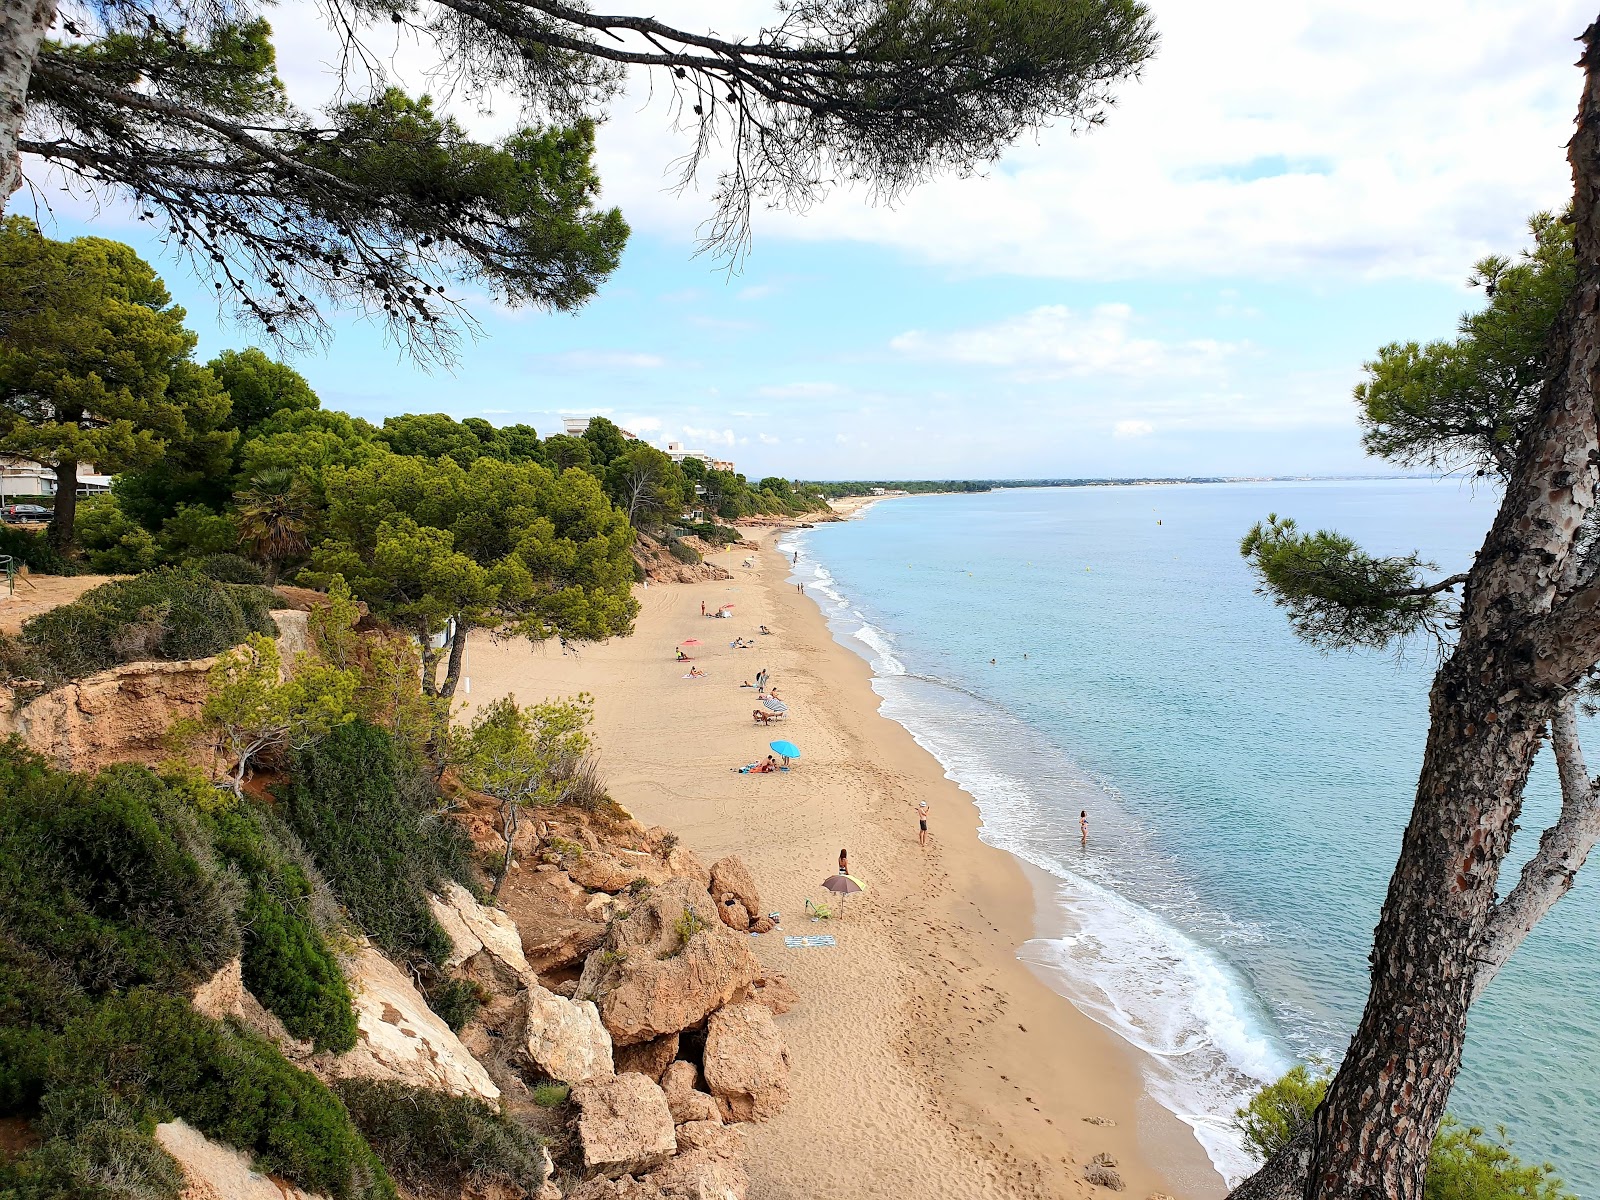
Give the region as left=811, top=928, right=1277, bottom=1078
left=783, top=935, right=836, bottom=949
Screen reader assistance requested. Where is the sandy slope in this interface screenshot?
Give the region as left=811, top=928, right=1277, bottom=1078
left=461, top=527, right=1225, bottom=1200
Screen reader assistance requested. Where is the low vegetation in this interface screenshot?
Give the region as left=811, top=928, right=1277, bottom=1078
left=1237, top=1066, right=1575, bottom=1199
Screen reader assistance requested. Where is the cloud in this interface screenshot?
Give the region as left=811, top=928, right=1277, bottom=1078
left=681, top=425, right=736, bottom=448
left=758, top=432, right=780, bottom=444
left=891, top=304, right=1240, bottom=380
left=1114, top=420, right=1155, bottom=439
left=737, top=283, right=778, bottom=301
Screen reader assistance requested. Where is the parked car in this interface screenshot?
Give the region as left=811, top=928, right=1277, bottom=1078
left=1, top=504, right=51, bottom=523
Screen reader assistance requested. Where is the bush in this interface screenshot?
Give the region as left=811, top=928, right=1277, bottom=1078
left=0, top=1090, right=184, bottom=1200
left=530, top=1082, right=569, bottom=1108
left=1235, top=1062, right=1329, bottom=1159
left=75, top=495, right=159, bottom=574
left=49, top=990, right=393, bottom=1200
left=17, top=568, right=278, bottom=684
left=336, top=1079, right=547, bottom=1200
left=423, top=977, right=482, bottom=1032
left=206, top=802, right=356, bottom=1052
left=666, top=537, right=701, bottom=565
left=195, top=552, right=267, bottom=584
left=0, top=751, right=240, bottom=1002
left=282, top=721, right=474, bottom=964
left=0, top=523, right=72, bottom=575
left=1427, top=1119, right=1574, bottom=1200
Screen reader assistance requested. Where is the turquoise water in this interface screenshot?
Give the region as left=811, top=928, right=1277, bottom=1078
left=780, top=479, right=1598, bottom=1192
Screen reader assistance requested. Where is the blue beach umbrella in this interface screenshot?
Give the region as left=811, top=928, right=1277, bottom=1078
left=769, top=740, right=801, bottom=767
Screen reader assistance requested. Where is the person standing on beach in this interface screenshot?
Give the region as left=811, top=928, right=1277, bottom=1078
left=839, top=848, right=849, bottom=875
left=1080, top=810, right=1089, bottom=845
left=917, top=800, right=929, bottom=849
left=700, top=600, right=706, bottom=617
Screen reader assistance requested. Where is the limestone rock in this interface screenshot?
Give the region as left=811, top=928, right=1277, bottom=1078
left=569, top=850, right=645, bottom=894
left=748, top=915, right=775, bottom=935
left=573, top=1073, right=677, bottom=1179
left=702, top=1003, right=790, bottom=1123
left=574, top=879, right=761, bottom=1046
left=744, top=975, right=797, bottom=1016
left=615, top=1032, right=679, bottom=1082
left=429, top=882, right=530, bottom=977
left=155, top=1120, right=326, bottom=1200
left=190, top=957, right=245, bottom=1021
left=645, top=1122, right=747, bottom=1200
left=661, top=1060, right=722, bottom=1127
left=715, top=897, right=750, bottom=932
left=523, top=982, right=615, bottom=1084
left=3, top=657, right=216, bottom=772
left=322, top=943, right=499, bottom=1105
left=1084, top=1152, right=1125, bottom=1191
left=587, top=893, right=620, bottom=923
left=706, top=857, right=760, bottom=919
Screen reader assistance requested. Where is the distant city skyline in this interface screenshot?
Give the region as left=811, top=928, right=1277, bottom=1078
left=19, top=1, right=1587, bottom=479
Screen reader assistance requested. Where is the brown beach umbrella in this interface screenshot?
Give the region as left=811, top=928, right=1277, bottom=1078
left=822, top=873, right=865, bottom=914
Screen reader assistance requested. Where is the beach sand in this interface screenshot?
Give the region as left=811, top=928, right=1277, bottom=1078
left=462, top=525, right=1227, bottom=1200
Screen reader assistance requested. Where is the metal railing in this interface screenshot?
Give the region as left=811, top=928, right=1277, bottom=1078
left=1, top=554, right=14, bottom=597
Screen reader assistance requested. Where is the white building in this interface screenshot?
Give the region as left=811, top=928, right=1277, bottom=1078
left=0, top=457, right=113, bottom=499
left=665, top=441, right=734, bottom=474
left=562, top=416, right=637, bottom=441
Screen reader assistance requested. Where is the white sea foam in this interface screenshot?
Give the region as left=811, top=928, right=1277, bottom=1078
left=788, top=526, right=1290, bottom=1186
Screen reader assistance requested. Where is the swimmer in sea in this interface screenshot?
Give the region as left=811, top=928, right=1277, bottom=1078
left=1080, top=809, right=1089, bottom=846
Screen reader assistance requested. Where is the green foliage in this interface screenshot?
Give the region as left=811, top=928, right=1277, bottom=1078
left=421, top=977, right=483, bottom=1033
left=195, top=552, right=268, bottom=584
left=0, top=751, right=240, bottom=1003
left=281, top=721, right=470, bottom=963
left=188, top=633, right=360, bottom=792
left=1240, top=514, right=1454, bottom=650
left=1426, top=1118, right=1575, bottom=1200
left=335, top=1078, right=547, bottom=1200
left=49, top=990, right=393, bottom=1200
left=1358, top=213, right=1575, bottom=476
left=157, top=504, right=241, bottom=562
left=667, top=537, right=703, bottom=565
left=0, top=524, right=72, bottom=575
left=0, top=1090, right=184, bottom=1200
left=75, top=494, right=160, bottom=573
left=661, top=907, right=708, bottom=959
left=0, top=217, right=234, bottom=548
left=209, top=347, right=322, bottom=436
left=530, top=1082, right=570, bottom=1109
left=205, top=802, right=356, bottom=1052
left=1235, top=1063, right=1329, bottom=1159
left=13, top=568, right=277, bottom=685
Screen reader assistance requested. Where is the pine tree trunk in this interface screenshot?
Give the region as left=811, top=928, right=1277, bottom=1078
left=48, top=458, right=77, bottom=551
left=439, top=618, right=469, bottom=700
left=0, top=0, right=54, bottom=204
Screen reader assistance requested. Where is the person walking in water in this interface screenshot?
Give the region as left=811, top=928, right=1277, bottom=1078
left=1080, top=810, right=1089, bottom=846
left=917, top=800, right=929, bottom=849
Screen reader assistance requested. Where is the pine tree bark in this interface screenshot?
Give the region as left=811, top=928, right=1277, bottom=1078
left=0, top=0, right=53, bottom=203
left=1232, top=18, right=1600, bottom=1200
left=48, top=457, right=77, bottom=551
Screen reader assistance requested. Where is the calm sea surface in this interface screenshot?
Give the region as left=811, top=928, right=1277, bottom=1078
left=780, top=479, right=1598, bottom=1192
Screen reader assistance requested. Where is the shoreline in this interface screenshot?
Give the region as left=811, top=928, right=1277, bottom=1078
left=462, top=525, right=1225, bottom=1199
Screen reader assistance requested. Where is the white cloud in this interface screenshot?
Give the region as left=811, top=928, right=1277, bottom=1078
left=758, top=432, right=780, bottom=444
left=545, top=350, right=666, bottom=370
left=1114, top=420, right=1155, bottom=439
left=891, top=304, right=1240, bottom=380
left=755, top=381, right=842, bottom=398
left=682, top=425, right=736, bottom=448
left=620, top=415, right=663, bottom=432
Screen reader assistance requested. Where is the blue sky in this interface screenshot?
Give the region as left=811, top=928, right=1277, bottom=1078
left=23, top=1, right=1590, bottom=480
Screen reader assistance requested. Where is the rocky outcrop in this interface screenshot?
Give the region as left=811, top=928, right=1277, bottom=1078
left=1, top=656, right=217, bottom=772
left=1084, top=1153, right=1125, bottom=1191
left=615, top=1032, right=678, bottom=1082
left=633, top=536, right=732, bottom=585
left=702, top=1003, right=790, bottom=1123
left=573, top=1073, right=678, bottom=1179
left=574, top=879, right=761, bottom=1046
left=660, top=1061, right=722, bottom=1127
left=521, top=981, right=615, bottom=1084
left=743, top=975, right=797, bottom=1016
left=430, top=882, right=531, bottom=986
left=707, top=857, right=760, bottom=921
left=155, top=1120, right=327, bottom=1200
left=645, top=1121, right=747, bottom=1200
left=321, top=943, right=500, bottom=1105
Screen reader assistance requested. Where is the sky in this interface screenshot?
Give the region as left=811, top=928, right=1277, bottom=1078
left=18, top=1, right=1592, bottom=480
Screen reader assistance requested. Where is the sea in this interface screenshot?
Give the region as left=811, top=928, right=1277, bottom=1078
left=777, top=479, right=1599, bottom=1194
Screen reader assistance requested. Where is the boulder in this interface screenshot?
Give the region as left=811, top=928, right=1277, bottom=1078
left=702, top=1003, right=790, bottom=1123
left=645, top=1122, right=747, bottom=1200
left=615, top=1032, right=679, bottom=1082
left=748, top=915, right=775, bottom=935
left=715, top=897, right=750, bottom=932
left=569, top=850, right=645, bottom=894
left=155, top=1120, right=326, bottom=1200
left=322, top=943, right=500, bottom=1105
left=1085, top=1153, right=1125, bottom=1191
left=706, top=857, right=760, bottom=918
left=523, top=982, right=615, bottom=1084
left=574, top=879, right=761, bottom=1046
left=572, top=1073, right=678, bottom=1179
left=660, top=1060, right=722, bottom=1127
left=429, top=882, right=531, bottom=977
left=744, top=975, right=797, bottom=1016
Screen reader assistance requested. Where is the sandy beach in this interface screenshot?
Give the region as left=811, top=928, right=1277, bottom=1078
left=462, top=517, right=1226, bottom=1200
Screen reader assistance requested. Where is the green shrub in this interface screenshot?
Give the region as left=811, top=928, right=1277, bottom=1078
left=0, top=1091, right=183, bottom=1200
left=1235, top=1062, right=1329, bottom=1159
left=206, top=803, right=356, bottom=1052
left=422, top=977, right=482, bottom=1032
left=18, top=568, right=277, bottom=684
left=530, top=1082, right=569, bottom=1108
left=75, top=495, right=160, bottom=574
left=0, top=523, right=72, bottom=575
left=157, top=505, right=240, bottom=562
left=336, top=1078, right=547, bottom=1200
left=1427, top=1118, right=1574, bottom=1200
left=666, top=537, right=701, bottom=565
left=0, top=752, right=240, bottom=1001
left=51, top=991, right=393, bottom=1200
left=282, top=721, right=473, bottom=964
left=195, top=552, right=268, bottom=584
left=659, top=906, right=708, bottom=959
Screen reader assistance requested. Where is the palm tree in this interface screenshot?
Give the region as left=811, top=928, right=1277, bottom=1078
left=236, top=468, right=313, bottom=584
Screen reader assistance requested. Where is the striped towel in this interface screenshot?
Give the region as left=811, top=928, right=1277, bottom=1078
left=783, top=935, right=837, bottom=949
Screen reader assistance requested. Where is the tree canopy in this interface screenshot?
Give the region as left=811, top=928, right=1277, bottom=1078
left=2, top=0, right=1155, bottom=355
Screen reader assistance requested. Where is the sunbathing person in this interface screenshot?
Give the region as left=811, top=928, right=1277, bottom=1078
left=759, top=625, right=772, bottom=635
left=740, top=680, right=755, bottom=688
left=687, top=666, right=707, bottom=678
